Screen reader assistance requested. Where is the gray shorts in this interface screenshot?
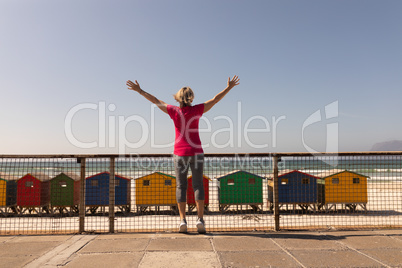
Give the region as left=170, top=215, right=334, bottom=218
left=173, top=154, right=205, bottom=203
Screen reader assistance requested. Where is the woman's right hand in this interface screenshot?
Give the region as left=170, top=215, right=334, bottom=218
left=126, top=80, right=142, bottom=93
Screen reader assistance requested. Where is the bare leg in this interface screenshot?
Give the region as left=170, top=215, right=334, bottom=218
left=178, top=202, right=186, bottom=220
left=195, top=200, right=204, bottom=219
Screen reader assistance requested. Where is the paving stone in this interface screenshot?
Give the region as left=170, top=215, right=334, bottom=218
left=391, top=234, right=402, bottom=241
left=25, top=234, right=97, bottom=267
left=326, top=230, right=380, bottom=236
left=155, top=233, right=211, bottom=239
left=139, top=251, right=220, bottom=268
left=1, top=256, right=38, bottom=267
left=374, top=229, right=402, bottom=239
left=11, top=235, right=73, bottom=243
left=66, top=252, right=144, bottom=268
left=96, top=233, right=156, bottom=239
left=290, top=249, right=382, bottom=267
left=270, top=234, right=345, bottom=250
left=80, top=238, right=150, bottom=253
left=361, top=248, right=402, bottom=267
left=340, top=234, right=402, bottom=249
left=147, top=237, right=213, bottom=251
left=0, top=237, right=13, bottom=243
left=219, top=251, right=301, bottom=268
left=213, top=236, right=281, bottom=251
left=0, top=241, right=60, bottom=257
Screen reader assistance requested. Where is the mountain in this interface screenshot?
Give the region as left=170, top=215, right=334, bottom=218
left=371, top=140, right=402, bottom=151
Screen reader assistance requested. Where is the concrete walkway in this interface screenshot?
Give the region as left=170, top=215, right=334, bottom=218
left=0, top=229, right=401, bottom=267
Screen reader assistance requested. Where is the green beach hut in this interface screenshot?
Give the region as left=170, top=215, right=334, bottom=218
left=217, top=170, right=264, bottom=212
left=50, top=172, right=80, bottom=213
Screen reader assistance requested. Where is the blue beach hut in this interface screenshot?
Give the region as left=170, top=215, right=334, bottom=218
left=268, top=170, right=320, bottom=211
left=85, top=172, right=131, bottom=213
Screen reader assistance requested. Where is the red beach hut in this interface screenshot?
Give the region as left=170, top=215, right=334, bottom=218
left=17, top=173, right=51, bottom=213
left=187, top=175, right=210, bottom=212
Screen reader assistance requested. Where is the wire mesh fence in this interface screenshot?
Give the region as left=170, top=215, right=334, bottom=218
left=273, top=154, right=402, bottom=230
left=0, top=153, right=401, bottom=235
left=0, top=157, right=80, bottom=235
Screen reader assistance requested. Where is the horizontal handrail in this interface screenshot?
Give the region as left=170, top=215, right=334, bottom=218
left=0, top=151, right=402, bottom=158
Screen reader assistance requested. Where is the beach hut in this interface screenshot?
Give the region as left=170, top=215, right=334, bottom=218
left=17, top=173, right=51, bottom=214
left=267, top=170, right=320, bottom=212
left=0, top=176, right=6, bottom=207
left=50, top=172, right=80, bottom=214
left=217, top=170, right=264, bottom=212
left=0, top=173, right=17, bottom=214
left=187, top=175, right=211, bottom=213
left=317, top=170, right=368, bottom=212
left=135, top=172, right=177, bottom=214
left=85, top=172, right=131, bottom=214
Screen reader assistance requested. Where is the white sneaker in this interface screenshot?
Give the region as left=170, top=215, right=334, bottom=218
left=179, top=219, right=187, bottom=233
left=196, top=218, right=206, bottom=234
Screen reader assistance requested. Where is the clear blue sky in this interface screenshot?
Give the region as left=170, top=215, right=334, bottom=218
left=1, top=0, right=401, bottom=154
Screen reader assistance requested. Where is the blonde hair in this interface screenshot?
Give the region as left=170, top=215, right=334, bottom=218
left=173, top=86, right=194, bottom=107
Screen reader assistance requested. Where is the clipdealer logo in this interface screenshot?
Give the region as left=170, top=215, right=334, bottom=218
left=63, top=100, right=339, bottom=163
left=302, top=101, right=339, bottom=165
left=64, top=101, right=287, bottom=154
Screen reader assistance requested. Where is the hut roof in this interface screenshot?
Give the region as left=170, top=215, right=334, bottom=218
left=54, top=172, right=81, bottom=181
left=266, top=169, right=295, bottom=179
left=136, top=171, right=175, bottom=180
left=216, top=170, right=265, bottom=180
left=277, top=169, right=293, bottom=176
left=86, top=171, right=131, bottom=180
left=318, top=169, right=369, bottom=179
left=277, top=170, right=321, bottom=179
left=25, top=172, right=52, bottom=182
left=315, top=169, right=343, bottom=178
left=188, top=175, right=212, bottom=181
left=266, top=169, right=320, bottom=179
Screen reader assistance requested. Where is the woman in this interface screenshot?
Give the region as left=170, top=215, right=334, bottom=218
left=126, top=75, right=240, bottom=233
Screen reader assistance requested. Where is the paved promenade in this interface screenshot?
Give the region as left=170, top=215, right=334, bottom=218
left=0, top=229, right=401, bottom=267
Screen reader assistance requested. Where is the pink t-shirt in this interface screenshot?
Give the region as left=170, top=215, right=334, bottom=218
left=167, top=104, right=204, bottom=156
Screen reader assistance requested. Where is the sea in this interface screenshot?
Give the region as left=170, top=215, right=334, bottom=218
left=0, top=155, right=401, bottom=181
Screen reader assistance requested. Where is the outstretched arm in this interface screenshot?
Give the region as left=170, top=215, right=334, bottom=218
left=126, top=80, right=168, bottom=114
left=203, top=75, right=240, bottom=113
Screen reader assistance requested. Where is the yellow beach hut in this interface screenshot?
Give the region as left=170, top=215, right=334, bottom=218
left=0, top=173, right=17, bottom=214
left=318, top=170, right=368, bottom=212
left=0, top=175, right=6, bottom=207
left=135, top=172, right=177, bottom=214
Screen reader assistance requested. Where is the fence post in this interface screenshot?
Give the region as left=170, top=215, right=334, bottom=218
left=273, top=156, right=280, bottom=231
left=109, top=156, right=116, bottom=233
left=79, top=157, right=86, bottom=233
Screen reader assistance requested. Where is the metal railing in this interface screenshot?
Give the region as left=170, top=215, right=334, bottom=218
left=0, top=152, right=401, bottom=235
